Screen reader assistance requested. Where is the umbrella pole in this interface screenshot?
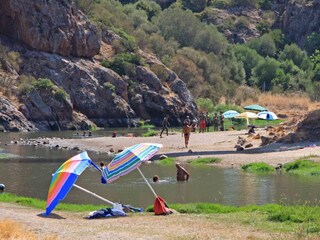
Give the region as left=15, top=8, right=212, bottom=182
left=137, top=167, right=157, bottom=198
left=73, top=183, right=114, bottom=205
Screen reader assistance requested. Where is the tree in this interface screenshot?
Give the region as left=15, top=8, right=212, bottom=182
left=279, top=44, right=308, bottom=69
left=233, top=44, right=263, bottom=84
left=246, top=33, right=276, bottom=57
left=193, top=24, right=228, bottom=55
left=250, top=57, right=280, bottom=91
left=155, top=8, right=201, bottom=47
left=196, top=97, right=214, bottom=112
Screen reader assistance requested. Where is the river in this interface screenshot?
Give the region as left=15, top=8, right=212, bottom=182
left=1, top=130, right=320, bottom=209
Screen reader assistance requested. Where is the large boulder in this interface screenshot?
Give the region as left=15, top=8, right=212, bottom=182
left=0, top=96, right=36, bottom=132
left=0, top=0, right=100, bottom=57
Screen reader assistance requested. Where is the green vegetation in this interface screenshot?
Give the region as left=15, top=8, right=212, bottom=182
left=54, top=89, right=68, bottom=101
left=2, top=193, right=320, bottom=235
left=146, top=202, right=320, bottom=233
left=142, top=129, right=157, bottom=137
left=0, top=193, right=105, bottom=212
left=188, top=157, right=222, bottom=165
left=283, top=159, right=320, bottom=176
left=32, top=78, right=55, bottom=90
left=103, top=82, right=116, bottom=92
left=156, top=157, right=175, bottom=165
left=241, top=162, right=275, bottom=173
left=74, top=0, right=320, bottom=104
left=101, top=53, right=142, bottom=76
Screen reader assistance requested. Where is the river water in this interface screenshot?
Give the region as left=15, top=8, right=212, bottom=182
left=1, top=130, right=320, bottom=209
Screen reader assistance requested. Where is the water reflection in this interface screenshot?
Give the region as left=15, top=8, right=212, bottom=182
left=1, top=130, right=320, bottom=208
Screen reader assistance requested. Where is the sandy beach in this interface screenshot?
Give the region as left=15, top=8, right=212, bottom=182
left=46, top=129, right=320, bottom=168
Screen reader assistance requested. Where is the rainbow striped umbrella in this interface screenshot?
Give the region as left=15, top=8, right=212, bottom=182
left=44, top=151, right=93, bottom=215
left=103, top=143, right=162, bottom=184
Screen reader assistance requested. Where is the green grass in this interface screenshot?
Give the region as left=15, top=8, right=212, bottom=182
left=2, top=193, right=320, bottom=235
left=142, top=129, right=157, bottom=137
left=146, top=202, right=320, bottom=233
left=188, top=157, right=222, bottom=165
left=0, top=193, right=106, bottom=212
left=241, top=162, right=275, bottom=173
left=155, top=157, right=175, bottom=165
left=283, top=159, right=320, bottom=176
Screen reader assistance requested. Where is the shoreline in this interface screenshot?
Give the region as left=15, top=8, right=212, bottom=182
left=40, top=129, right=320, bottom=168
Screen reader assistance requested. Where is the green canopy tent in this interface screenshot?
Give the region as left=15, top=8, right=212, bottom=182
left=243, top=104, right=268, bottom=112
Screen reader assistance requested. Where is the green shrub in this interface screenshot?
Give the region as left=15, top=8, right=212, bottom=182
left=113, top=28, right=137, bottom=53
left=102, top=53, right=141, bottom=76
left=54, top=89, right=68, bottom=101
left=32, top=78, right=55, bottom=90
left=188, top=157, right=222, bottom=165
left=103, top=82, right=116, bottom=92
left=156, top=157, right=175, bottom=165
left=241, top=162, right=274, bottom=173
left=283, top=159, right=320, bottom=175
left=142, top=129, right=157, bottom=137
left=17, top=75, right=36, bottom=95
left=235, top=16, right=250, bottom=29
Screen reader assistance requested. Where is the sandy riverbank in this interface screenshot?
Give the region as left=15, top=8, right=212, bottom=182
left=45, top=129, right=320, bottom=168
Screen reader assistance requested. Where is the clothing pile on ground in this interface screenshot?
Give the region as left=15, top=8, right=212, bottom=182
left=85, top=203, right=143, bottom=219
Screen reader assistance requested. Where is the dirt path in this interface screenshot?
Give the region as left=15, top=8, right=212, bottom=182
left=46, top=129, right=320, bottom=168
left=0, top=202, right=281, bottom=240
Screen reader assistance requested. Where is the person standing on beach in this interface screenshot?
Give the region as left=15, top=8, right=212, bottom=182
left=160, top=115, right=170, bottom=138
left=182, top=122, right=191, bottom=148
left=206, top=112, right=211, bottom=132
left=199, top=112, right=206, bottom=133
left=213, top=113, right=219, bottom=131
left=176, top=163, right=190, bottom=181
left=219, top=112, right=224, bottom=131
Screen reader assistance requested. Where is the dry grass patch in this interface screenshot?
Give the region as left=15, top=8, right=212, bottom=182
left=0, top=219, right=57, bottom=240
left=244, top=93, right=320, bottom=118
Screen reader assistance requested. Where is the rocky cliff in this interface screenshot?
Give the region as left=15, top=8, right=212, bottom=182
left=0, top=0, right=197, bottom=131
left=274, top=0, right=320, bottom=48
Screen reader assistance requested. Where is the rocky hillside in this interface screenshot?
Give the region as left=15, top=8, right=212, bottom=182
left=273, top=0, right=320, bottom=48
left=0, top=0, right=197, bottom=131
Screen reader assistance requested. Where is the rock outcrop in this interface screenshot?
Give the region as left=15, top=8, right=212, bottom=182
left=0, top=0, right=197, bottom=131
left=0, top=96, right=36, bottom=132
left=274, top=0, right=320, bottom=48
left=0, top=0, right=100, bottom=58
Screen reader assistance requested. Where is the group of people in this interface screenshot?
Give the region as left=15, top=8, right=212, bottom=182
left=160, top=112, right=225, bottom=149
left=198, top=112, right=225, bottom=132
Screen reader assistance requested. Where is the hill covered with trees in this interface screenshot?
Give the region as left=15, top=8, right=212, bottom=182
left=76, top=0, right=320, bottom=103
left=1, top=0, right=320, bottom=131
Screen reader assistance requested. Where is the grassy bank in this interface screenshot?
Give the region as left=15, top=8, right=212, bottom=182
left=283, top=158, right=320, bottom=176
left=1, top=193, right=320, bottom=236
left=149, top=202, right=320, bottom=234
left=0, top=193, right=105, bottom=213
